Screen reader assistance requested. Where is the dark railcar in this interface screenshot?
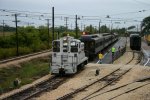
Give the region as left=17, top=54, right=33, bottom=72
left=80, top=33, right=118, bottom=60
left=80, top=34, right=102, bottom=59
left=130, top=34, right=141, bottom=51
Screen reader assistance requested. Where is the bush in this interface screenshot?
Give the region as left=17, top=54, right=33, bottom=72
left=0, top=48, right=16, bottom=59
left=18, top=47, right=33, bottom=55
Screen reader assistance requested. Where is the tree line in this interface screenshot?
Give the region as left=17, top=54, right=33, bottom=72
left=0, top=15, right=150, bottom=59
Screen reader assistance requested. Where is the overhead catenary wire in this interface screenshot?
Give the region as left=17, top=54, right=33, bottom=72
left=0, top=8, right=148, bottom=28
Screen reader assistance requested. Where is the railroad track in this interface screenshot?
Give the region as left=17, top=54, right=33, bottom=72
left=125, top=50, right=142, bottom=65
left=2, top=76, right=67, bottom=100
left=83, top=76, right=150, bottom=100
left=57, top=67, right=132, bottom=100
left=0, top=50, right=51, bottom=64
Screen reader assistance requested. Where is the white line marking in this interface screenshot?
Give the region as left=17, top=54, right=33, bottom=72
left=144, top=58, right=150, bottom=66
left=96, top=60, right=100, bottom=64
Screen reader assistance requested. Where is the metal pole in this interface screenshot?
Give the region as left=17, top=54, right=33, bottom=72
left=64, top=17, right=68, bottom=32
left=52, top=7, right=54, bottom=41
left=57, top=31, right=60, bottom=39
left=90, top=24, right=92, bottom=33
left=15, top=14, right=19, bottom=56
left=137, top=24, right=138, bottom=33
left=75, top=15, right=78, bottom=38
left=81, top=22, right=83, bottom=32
left=2, top=20, right=5, bottom=37
left=105, top=24, right=107, bottom=32
left=111, top=20, right=112, bottom=33
left=99, top=21, right=101, bottom=33
left=47, top=19, right=50, bottom=48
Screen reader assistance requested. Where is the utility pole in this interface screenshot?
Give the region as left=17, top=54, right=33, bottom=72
left=46, top=19, right=50, bottom=48
left=105, top=24, right=107, bottom=32
left=70, top=23, right=72, bottom=30
left=140, top=21, right=142, bottom=36
left=90, top=24, right=92, bottom=33
left=52, top=7, right=54, bottom=41
left=84, top=24, right=86, bottom=31
left=75, top=15, right=78, bottom=38
left=27, top=22, right=30, bottom=26
left=111, top=20, right=113, bottom=33
left=14, top=14, right=19, bottom=56
left=81, top=22, right=83, bottom=32
left=99, top=20, right=101, bottom=33
left=64, top=17, right=69, bottom=32
left=2, top=20, right=5, bottom=37
left=137, top=24, right=138, bottom=33
left=57, top=31, right=60, bottom=39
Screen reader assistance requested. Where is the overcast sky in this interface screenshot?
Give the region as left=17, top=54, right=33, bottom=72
left=0, top=0, right=150, bottom=29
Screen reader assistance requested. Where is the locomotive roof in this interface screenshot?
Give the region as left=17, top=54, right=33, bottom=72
left=101, top=33, right=111, bottom=36
left=80, top=34, right=103, bottom=40
left=130, top=34, right=140, bottom=37
left=54, top=36, right=81, bottom=43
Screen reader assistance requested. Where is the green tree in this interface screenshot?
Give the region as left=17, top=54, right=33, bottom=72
left=100, top=25, right=110, bottom=33
left=141, top=16, right=150, bottom=35
left=84, top=25, right=97, bottom=34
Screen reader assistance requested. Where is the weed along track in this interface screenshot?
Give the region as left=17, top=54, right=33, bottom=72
left=0, top=50, right=51, bottom=66
left=57, top=67, right=132, bottom=100
left=2, top=76, right=67, bottom=100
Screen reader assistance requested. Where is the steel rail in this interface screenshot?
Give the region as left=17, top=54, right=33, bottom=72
left=86, top=76, right=150, bottom=100
left=109, top=82, right=150, bottom=100
left=2, top=76, right=66, bottom=100
left=81, top=68, right=132, bottom=100
left=57, top=67, right=132, bottom=100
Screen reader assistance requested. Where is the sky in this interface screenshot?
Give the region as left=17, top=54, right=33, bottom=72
left=0, top=0, right=150, bottom=29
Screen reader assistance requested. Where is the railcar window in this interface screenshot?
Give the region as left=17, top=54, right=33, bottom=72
left=91, top=42, right=95, bottom=47
left=53, top=41, right=60, bottom=52
left=71, top=41, right=78, bottom=52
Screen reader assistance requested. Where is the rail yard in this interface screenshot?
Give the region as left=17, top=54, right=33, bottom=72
left=0, top=36, right=150, bottom=100
left=1, top=1, right=150, bottom=100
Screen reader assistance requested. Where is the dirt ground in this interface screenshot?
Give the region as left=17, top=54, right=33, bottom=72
left=1, top=44, right=150, bottom=100
left=34, top=64, right=150, bottom=100
left=33, top=44, right=150, bottom=100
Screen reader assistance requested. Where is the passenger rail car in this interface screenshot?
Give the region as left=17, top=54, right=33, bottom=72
left=51, top=36, right=88, bottom=75
left=80, top=33, right=118, bottom=59
left=130, top=34, right=141, bottom=51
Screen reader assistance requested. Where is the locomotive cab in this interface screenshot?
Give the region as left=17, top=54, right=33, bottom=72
left=51, top=36, right=88, bottom=75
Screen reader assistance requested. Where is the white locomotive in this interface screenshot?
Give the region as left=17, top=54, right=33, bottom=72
left=51, top=35, right=88, bottom=75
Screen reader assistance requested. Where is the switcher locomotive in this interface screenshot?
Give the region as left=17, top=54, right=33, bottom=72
left=51, top=36, right=88, bottom=75
left=80, top=33, right=118, bottom=59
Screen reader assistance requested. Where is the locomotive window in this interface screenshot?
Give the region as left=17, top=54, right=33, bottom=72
left=53, top=41, right=60, bottom=52
left=71, top=41, right=78, bottom=52
left=63, top=43, right=68, bottom=52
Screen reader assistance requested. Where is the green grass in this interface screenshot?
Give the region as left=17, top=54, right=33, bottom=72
left=0, top=57, right=50, bottom=94
left=0, top=32, right=14, bottom=37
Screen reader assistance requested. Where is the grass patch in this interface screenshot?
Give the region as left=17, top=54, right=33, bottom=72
left=0, top=57, right=50, bottom=94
